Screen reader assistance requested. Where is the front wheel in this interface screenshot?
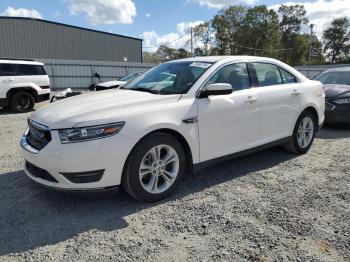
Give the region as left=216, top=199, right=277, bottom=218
left=122, top=133, right=186, bottom=202
left=10, top=91, right=35, bottom=113
left=284, top=110, right=317, bottom=154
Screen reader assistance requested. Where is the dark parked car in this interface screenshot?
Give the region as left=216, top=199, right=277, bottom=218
left=314, top=67, right=350, bottom=125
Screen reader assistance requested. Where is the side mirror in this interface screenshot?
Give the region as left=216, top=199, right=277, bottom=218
left=199, top=83, right=233, bottom=98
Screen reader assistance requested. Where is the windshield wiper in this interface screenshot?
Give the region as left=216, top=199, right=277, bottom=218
left=129, top=87, right=160, bottom=94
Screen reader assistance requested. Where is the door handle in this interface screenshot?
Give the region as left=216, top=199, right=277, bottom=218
left=245, top=96, right=257, bottom=103
left=292, top=89, right=301, bottom=96
left=4, top=78, right=14, bottom=82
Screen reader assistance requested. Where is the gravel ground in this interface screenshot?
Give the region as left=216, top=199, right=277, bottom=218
left=0, top=102, right=349, bottom=262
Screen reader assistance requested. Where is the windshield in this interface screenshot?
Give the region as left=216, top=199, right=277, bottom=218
left=315, top=71, right=350, bottom=85
left=123, top=61, right=213, bottom=94
left=120, top=72, right=142, bottom=82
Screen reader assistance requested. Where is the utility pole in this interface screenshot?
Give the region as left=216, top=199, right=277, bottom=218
left=190, top=27, right=194, bottom=57
left=309, top=24, right=314, bottom=65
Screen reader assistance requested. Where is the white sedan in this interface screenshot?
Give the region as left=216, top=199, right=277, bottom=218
left=20, top=56, right=325, bottom=202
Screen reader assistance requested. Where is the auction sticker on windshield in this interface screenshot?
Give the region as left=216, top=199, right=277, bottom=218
left=189, top=62, right=212, bottom=68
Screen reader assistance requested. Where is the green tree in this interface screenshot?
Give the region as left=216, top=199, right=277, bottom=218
left=211, top=6, right=247, bottom=55
left=239, top=5, right=280, bottom=57
left=194, top=47, right=205, bottom=56
left=323, top=17, right=350, bottom=63
left=193, top=22, right=213, bottom=55
left=174, top=48, right=190, bottom=59
left=155, top=45, right=177, bottom=62
left=142, top=52, right=159, bottom=63
left=308, top=36, right=325, bottom=64
left=278, top=4, right=309, bottom=65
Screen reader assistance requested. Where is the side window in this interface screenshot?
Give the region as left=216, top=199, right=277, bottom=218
left=18, top=64, right=39, bottom=75
left=207, top=63, right=250, bottom=91
left=253, top=63, right=283, bottom=87
left=279, top=67, right=297, bottom=83
left=35, top=65, right=47, bottom=75
left=0, top=63, right=18, bottom=76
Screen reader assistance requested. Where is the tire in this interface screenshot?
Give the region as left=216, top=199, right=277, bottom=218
left=10, top=91, right=35, bottom=113
left=122, top=132, right=186, bottom=202
left=284, top=110, right=317, bottom=154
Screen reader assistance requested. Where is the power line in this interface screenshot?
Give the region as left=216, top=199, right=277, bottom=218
left=142, top=34, right=189, bottom=49
left=142, top=32, right=305, bottom=52
left=231, top=44, right=306, bottom=52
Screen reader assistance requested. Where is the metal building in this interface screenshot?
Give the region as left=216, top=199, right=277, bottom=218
left=0, top=17, right=143, bottom=62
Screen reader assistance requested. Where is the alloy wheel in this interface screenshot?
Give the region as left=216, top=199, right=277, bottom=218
left=297, top=116, right=314, bottom=148
left=139, top=144, right=179, bottom=194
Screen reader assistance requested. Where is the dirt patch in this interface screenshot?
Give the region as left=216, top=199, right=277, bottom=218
left=0, top=104, right=349, bottom=261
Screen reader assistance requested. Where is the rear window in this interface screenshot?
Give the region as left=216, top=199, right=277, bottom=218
left=280, top=68, right=297, bottom=83
left=0, top=63, right=46, bottom=76
left=18, top=64, right=46, bottom=75
left=253, top=63, right=283, bottom=86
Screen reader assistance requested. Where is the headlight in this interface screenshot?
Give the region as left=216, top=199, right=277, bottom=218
left=333, top=97, right=350, bottom=104
left=58, top=122, right=124, bottom=143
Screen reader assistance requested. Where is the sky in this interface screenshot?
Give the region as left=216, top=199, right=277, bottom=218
left=0, top=0, right=349, bottom=52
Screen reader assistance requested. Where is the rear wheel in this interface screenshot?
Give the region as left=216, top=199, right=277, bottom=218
left=10, top=91, right=35, bottom=113
left=122, top=133, right=186, bottom=202
left=284, top=110, right=316, bottom=154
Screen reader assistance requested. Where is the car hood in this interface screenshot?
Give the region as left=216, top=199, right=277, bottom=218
left=97, top=80, right=126, bottom=88
left=324, top=84, right=350, bottom=100
left=30, top=89, right=181, bottom=129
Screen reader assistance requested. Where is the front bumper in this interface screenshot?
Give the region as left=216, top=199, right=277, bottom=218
left=20, top=128, right=134, bottom=190
left=325, top=101, right=350, bottom=125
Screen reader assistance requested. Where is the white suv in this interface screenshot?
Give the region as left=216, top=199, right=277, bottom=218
left=20, top=56, right=325, bottom=202
left=0, top=59, right=50, bottom=113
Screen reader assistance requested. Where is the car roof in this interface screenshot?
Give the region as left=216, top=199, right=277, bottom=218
left=323, top=67, right=350, bottom=73
left=170, top=55, right=282, bottom=64
left=0, top=59, right=44, bottom=65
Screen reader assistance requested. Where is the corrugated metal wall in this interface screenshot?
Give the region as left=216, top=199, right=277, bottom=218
left=39, top=59, right=156, bottom=90
left=0, top=17, right=142, bottom=62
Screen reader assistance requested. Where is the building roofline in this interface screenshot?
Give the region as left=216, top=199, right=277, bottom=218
left=0, top=16, right=143, bottom=42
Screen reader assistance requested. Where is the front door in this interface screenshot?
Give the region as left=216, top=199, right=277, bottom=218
left=196, top=62, right=260, bottom=162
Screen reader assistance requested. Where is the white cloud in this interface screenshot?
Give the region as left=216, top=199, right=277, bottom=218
left=67, top=0, right=136, bottom=24
left=191, top=0, right=256, bottom=9
left=269, top=0, right=350, bottom=38
left=1, top=6, right=43, bottom=19
left=142, top=21, right=204, bottom=52
left=145, top=13, right=151, bottom=18
left=54, top=11, right=61, bottom=17
left=177, top=21, right=204, bottom=34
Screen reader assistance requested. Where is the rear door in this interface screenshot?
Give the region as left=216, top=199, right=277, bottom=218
left=251, top=62, right=302, bottom=144
left=15, top=64, right=49, bottom=89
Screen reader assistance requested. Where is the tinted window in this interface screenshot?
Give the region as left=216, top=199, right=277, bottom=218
left=207, top=63, right=251, bottom=91
left=0, top=63, right=46, bottom=76
left=254, top=63, right=283, bottom=87
left=0, top=63, right=18, bottom=76
left=280, top=68, right=297, bottom=83
left=315, top=71, right=350, bottom=85
left=18, top=64, right=46, bottom=75
left=35, top=65, right=46, bottom=75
